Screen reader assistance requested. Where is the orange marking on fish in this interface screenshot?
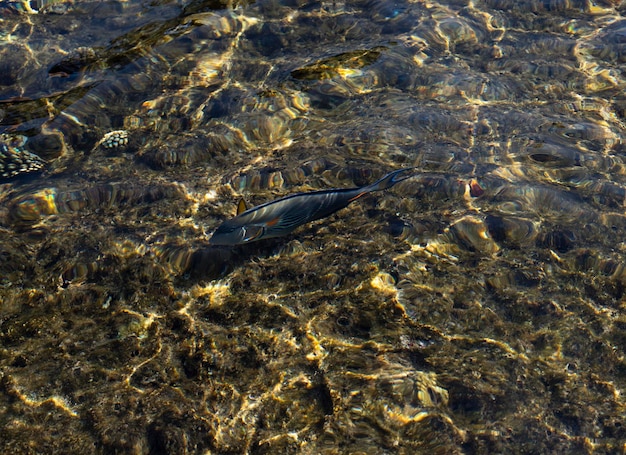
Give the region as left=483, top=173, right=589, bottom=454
left=348, top=191, right=367, bottom=202
left=265, top=216, right=281, bottom=227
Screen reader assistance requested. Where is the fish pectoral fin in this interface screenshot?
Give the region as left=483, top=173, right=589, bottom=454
left=242, top=225, right=265, bottom=242
left=236, top=198, right=248, bottom=215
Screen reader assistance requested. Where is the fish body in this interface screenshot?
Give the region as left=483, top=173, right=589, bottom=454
left=209, top=168, right=413, bottom=245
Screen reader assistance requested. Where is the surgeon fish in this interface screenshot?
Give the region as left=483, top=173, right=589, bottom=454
left=209, top=168, right=413, bottom=245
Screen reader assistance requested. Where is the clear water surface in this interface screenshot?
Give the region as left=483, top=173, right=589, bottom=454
left=1, top=0, right=626, bottom=453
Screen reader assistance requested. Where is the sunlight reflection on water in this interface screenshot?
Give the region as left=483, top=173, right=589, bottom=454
left=1, top=0, right=626, bottom=453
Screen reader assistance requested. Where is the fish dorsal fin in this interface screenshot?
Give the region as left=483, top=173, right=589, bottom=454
left=236, top=198, right=248, bottom=215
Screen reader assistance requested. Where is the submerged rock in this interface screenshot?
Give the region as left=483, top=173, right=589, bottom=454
left=0, top=135, right=45, bottom=180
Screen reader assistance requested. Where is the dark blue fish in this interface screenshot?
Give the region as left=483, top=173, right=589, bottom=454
left=209, top=168, right=413, bottom=245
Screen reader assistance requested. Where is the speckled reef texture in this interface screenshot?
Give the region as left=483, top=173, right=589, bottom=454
left=2, top=0, right=626, bottom=453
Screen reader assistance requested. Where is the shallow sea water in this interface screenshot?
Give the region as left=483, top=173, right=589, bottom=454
left=1, top=0, right=626, bottom=453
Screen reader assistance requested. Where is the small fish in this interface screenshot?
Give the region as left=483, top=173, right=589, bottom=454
left=209, top=168, right=413, bottom=245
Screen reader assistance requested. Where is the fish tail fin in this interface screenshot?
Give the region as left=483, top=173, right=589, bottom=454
left=364, top=168, right=414, bottom=193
